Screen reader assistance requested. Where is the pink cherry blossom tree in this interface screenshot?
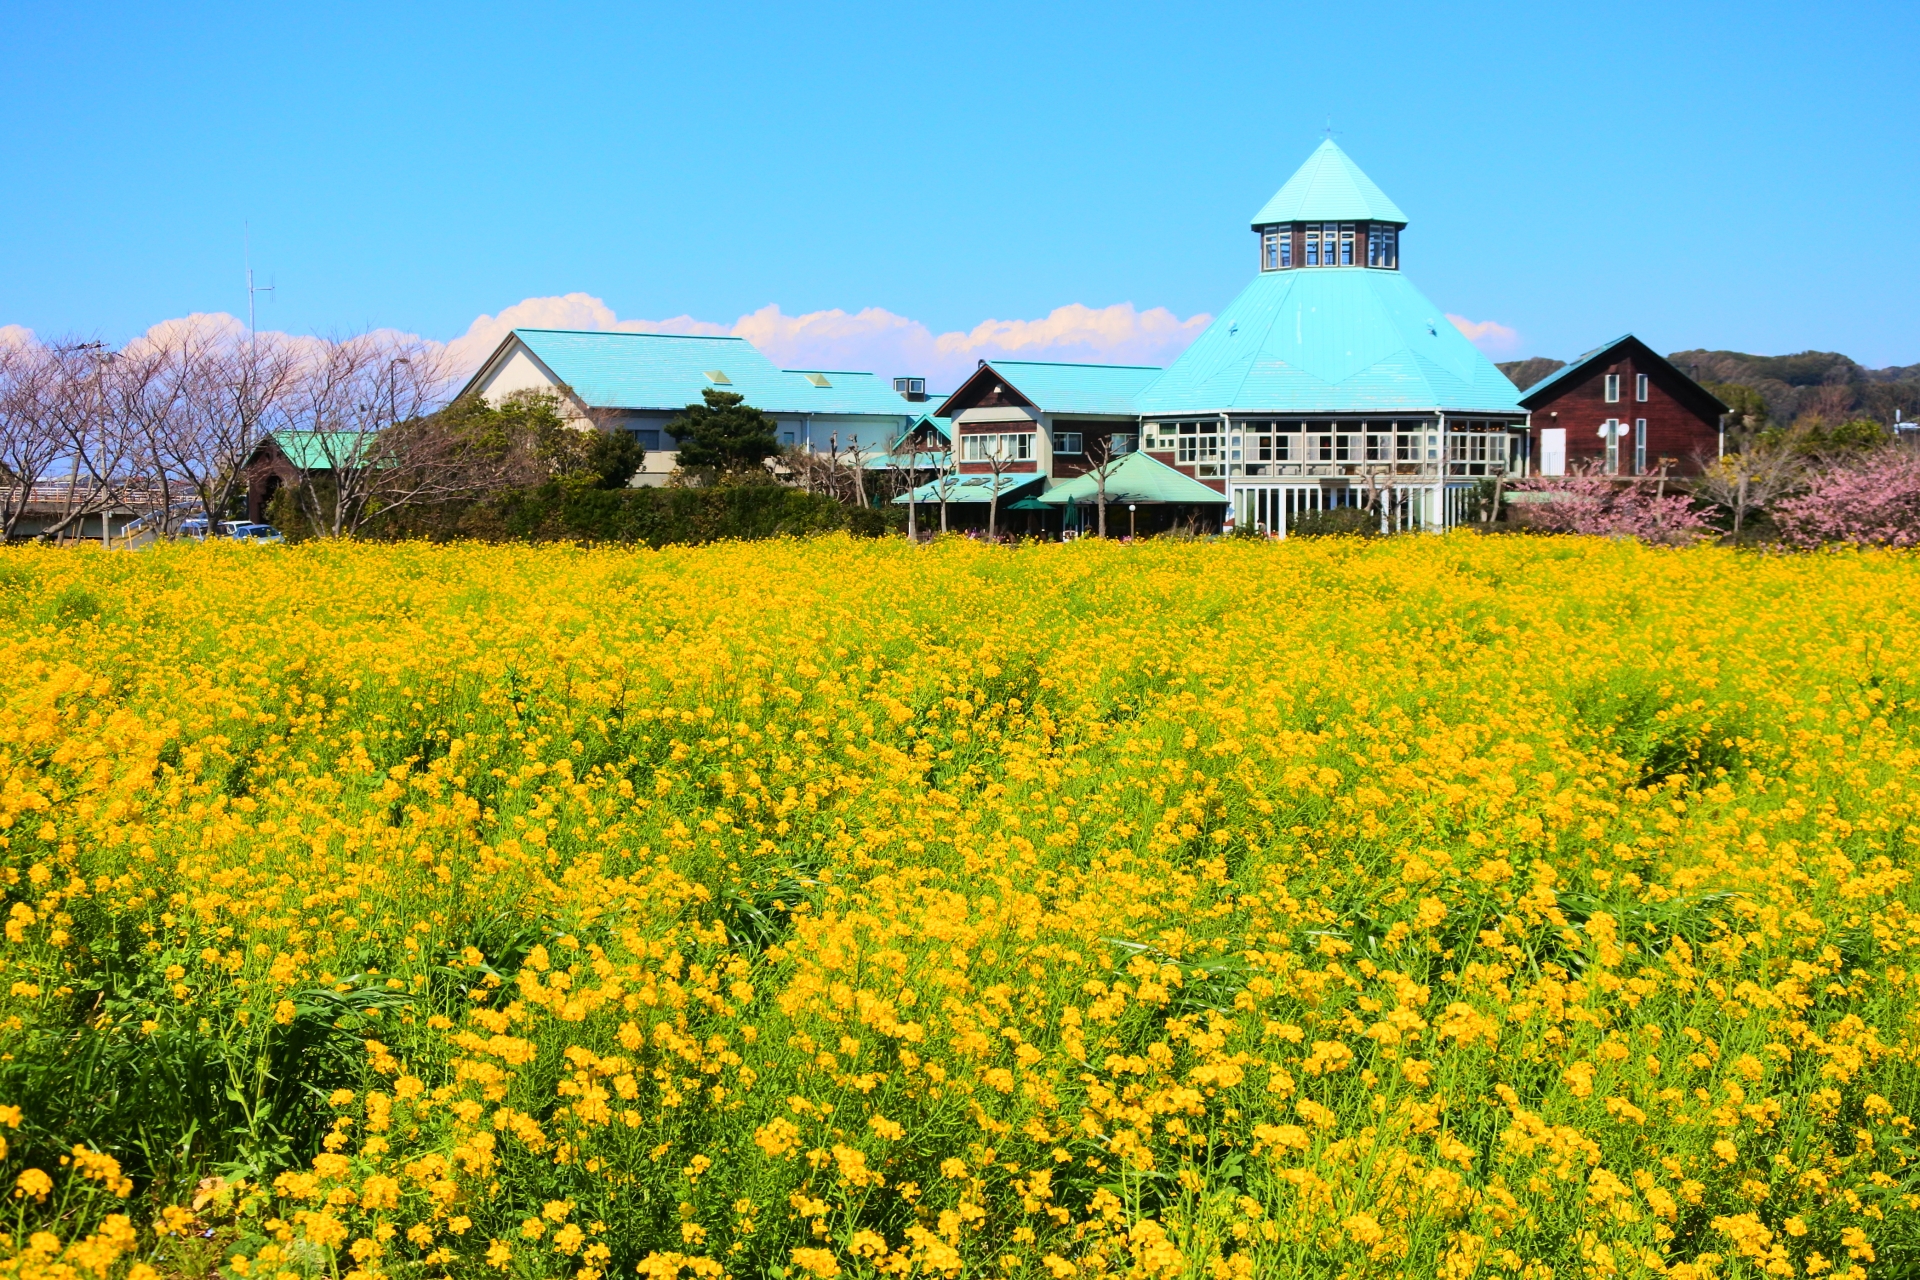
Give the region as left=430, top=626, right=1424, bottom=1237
left=1510, top=465, right=1713, bottom=546
left=1773, top=449, right=1920, bottom=548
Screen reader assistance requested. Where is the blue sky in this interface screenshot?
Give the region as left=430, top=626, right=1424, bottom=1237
left=3, top=0, right=1915, bottom=384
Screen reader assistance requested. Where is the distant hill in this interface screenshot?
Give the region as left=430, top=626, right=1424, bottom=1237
left=1668, top=350, right=1920, bottom=426
left=1499, top=348, right=1920, bottom=426
left=1496, top=358, right=1565, bottom=393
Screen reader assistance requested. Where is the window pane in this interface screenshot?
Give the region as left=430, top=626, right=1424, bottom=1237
left=1340, top=224, right=1354, bottom=265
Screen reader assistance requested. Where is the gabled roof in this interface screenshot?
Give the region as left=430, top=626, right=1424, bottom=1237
left=1516, top=334, right=1730, bottom=418
left=1037, top=451, right=1228, bottom=505
left=1250, top=140, right=1407, bottom=227
left=470, top=330, right=912, bottom=418
left=1133, top=268, right=1523, bottom=417
left=778, top=368, right=920, bottom=416
left=252, top=430, right=376, bottom=471
left=934, top=360, right=1163, bottom=419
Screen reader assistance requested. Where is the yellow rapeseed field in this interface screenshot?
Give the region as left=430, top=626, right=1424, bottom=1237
left=0, top=534, right=1915, bottom=1280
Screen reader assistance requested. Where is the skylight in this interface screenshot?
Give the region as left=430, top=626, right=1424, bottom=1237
left=804, top=373, right=832, bottom=387
left=704, top=370, right=731, bottom=384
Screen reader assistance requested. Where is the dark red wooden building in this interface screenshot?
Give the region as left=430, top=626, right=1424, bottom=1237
left=1517, top=335, right=1728, bottom=477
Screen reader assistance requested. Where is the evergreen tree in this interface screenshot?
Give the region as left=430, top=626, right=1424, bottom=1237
left=665, top=389, right=780, bottom=473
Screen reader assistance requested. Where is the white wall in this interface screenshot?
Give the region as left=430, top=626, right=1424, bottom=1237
left=474, top=345, right=567, bottom=404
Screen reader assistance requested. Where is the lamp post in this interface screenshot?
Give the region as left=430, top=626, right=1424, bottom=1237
left=1128, top=504, right=1136, bottom=540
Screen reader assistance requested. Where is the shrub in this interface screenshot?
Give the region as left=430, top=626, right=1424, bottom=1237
left=369, top=480, right=864, bottom=546
left=1288, top=506, right=1382, bottom=538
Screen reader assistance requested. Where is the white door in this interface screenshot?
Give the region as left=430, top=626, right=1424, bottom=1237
left=1540, top=428, right=1566, bottom=476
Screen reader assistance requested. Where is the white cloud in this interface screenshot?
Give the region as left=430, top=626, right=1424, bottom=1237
left=441, top=292, right=729, bottom=377
left=445, top=295, right=1213, bottom=390
left=4, top=294, right=1216, bottom=394
left=0, top=325, right=37, bottom=351
left=1447, top=313, right=1522, bottom=357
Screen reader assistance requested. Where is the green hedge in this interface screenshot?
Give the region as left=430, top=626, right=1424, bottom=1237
left=365, top=483, right=902, bottom=547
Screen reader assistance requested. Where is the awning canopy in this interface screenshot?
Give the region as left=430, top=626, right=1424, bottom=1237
left=895, top=472, right=1045, bottom=505
left=1037, top=451, right=1227, bottom=505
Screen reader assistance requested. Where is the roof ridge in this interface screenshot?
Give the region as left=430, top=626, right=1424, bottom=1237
left=989, top=359, right=1164, bottom=371
left=513, top=327, right=747, bottom=342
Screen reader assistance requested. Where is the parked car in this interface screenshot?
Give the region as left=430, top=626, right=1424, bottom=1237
left=227, top=523, right=285, bottom=544
left=180, top=516, right=212, bottom=539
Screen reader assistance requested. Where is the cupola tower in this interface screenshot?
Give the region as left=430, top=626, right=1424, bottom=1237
left=1249, top=138, right=1409, bottom=272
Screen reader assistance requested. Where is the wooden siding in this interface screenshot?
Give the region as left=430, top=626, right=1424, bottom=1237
left=1527, top=354, right=1722, bottom=475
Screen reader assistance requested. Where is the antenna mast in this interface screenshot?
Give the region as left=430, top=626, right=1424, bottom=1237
left=245, top=222, right=274, bottom=360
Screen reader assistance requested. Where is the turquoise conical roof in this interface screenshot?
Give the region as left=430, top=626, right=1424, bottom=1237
left=1250, top=140, right=1407, bottom=227
left=1134, top=269, right=1522, bottom=416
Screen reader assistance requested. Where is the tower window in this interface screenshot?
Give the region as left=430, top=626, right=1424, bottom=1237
left=1382, top=227, right=1396, bottom=268
left=1280, top=231, right=1291, bottom=268
left=1604, top=374, right=1621, bottom=403
left=1262, top=227, right=1280, bottom=271
left=1367, top=227, right=1381, bottom=266
left=1323, top=223, right=1338, bottom=265
left=1305, top=226, right=1321, bottom=266
left=1636, top=373, right=1649, bottom=402
left=1340, top=224, right=1355, bottom=265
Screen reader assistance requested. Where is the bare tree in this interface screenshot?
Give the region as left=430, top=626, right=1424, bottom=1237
left=930, top=448, right=958, bottom=535
left=1694, top=434, right=1806, bottom=536
left=39, top=342, right=130, bottom=544
left=980, top=435, right=1025, bottom=540
left=282, top=336, right=455, bottom=537
left=0, top=340, right=67, bottom=541
left=185, top=331, right=302, bottom=531
left=1081, top=435, right=1128, bottom=538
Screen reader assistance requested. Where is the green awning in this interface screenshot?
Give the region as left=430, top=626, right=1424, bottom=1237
left=895, top=473, right=1044, bottom=505
left=1037, top=452, right=1227, bottom=505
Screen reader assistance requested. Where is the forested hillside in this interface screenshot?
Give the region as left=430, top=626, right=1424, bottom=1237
left=1499, top=348, right=1920, bottom=427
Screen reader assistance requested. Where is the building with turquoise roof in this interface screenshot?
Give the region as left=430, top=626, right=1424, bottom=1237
left=459, top=140, right=1524, bottom=527
left=1135, top=138, right=1527, bottom=533
left=914, top=140, right=1529, bottom=534
left=460, top=329, right=928, bottom=485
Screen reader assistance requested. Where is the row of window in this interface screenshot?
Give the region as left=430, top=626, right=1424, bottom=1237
left=957, top=431, right=1139, bottom=461
left=1259, top=223, right=1399, bottom=271
left=1601, top=418, right=1650, bottom=474
left=1604, top=373, right=1651, bottom=403
left=1148, top=419, right=1512, bottom=445
left=1142, top=428, right=1511, bottom=474
left=960, top=432, right=1034, bottom=462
